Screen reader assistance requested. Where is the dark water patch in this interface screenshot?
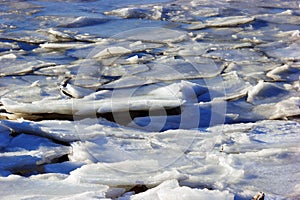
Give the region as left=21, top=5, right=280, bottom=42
left=247, top=19, right=269, bottom=30
left=44, top=161, right=83, bottom=174
left=50, top=154, right=69, bottom=163
left=128, top=185, right=148, bottom=194
left=0, top=38, right=40, bottom=51
left=18, top=41, right=40, bottom=51
left=97, top=106, right=181, bottom=126
left=11, top=164, right=45, bottom=177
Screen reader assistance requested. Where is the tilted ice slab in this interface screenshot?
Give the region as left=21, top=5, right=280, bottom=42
left=121, top=179, right=234, bottom=200
left=0, top=95, right=181, bottom=118
left=188, top=16, right=255, bottom=30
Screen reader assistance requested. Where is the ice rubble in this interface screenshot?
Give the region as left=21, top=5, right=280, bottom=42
left=1, top=78, right=299, bottom=128
left=0, top=0, right=300, bottom=199
left=0, top=119, right=299, bottom=199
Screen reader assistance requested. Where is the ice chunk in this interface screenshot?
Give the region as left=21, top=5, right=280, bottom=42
left=93, top=46, right=132, bottom=59
left=60, top=83, right=94, bottom=98
left=105, top=6, right=162, bottom=20
left=246, top=80, right=290, bottom=104
left=130, top=179, right=179, bottom=200
left=221, top=71, right=250, bottom=100
left=126, top=55, right=139, bottom=63
left=266, top=64, right=300, bottom=82
left=58, top=16, right=109, bottom=28
left=131, top=179, right=234, bottom=200
left=270, top=97, right=300, bottom=119
left=39, top=42, right=86, bottom=49
left=188, top=16, right=255, bottom=30
left=45, top=28, right=74, bottom=41
left=0, top=53, right=17, bottom=61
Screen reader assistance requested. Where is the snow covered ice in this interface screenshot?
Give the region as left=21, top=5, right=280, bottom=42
left=0, top=0, right=300, bottom=199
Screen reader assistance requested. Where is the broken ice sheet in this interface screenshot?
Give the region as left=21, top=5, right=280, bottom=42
left=0, top=117, right=300, bottom=199
left=100, top=63, right=150, bottom=77
left=130, top=56, right=224, bottom=82
left=223, top=61, right=280, bottom=80
left=0, top=132, right=70, bottom=176
left=2, top=30, right=50, bottom=44
left=263, top=40, right=300, bottom=61
left=194, top=27, right=243, bottom=41
left=0, top=175, right=109, bottom=199
left=216, top=121, right=300, bottom=197
left=0, top=53, right=55, bottom=77
left=203, top=48, right=268, bottom=63
left=61, top=18, right=170, bottom=39
left=66, top=160, right=187, bottom=187
left=111, top=27, right=188, bottom=44
left=54, top=120, right=300, bottom=198
left=0, top=119, right=106, bottom=143
left=256, top=10, right=300, bottom=25
left=0, top=75, right=66, bottom=103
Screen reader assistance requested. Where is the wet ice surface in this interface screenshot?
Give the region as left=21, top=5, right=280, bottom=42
left=0, top=0, right=300, bottom=199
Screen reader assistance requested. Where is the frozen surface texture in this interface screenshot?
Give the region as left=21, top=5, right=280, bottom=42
left=0, top=0, right=299, bottom=199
